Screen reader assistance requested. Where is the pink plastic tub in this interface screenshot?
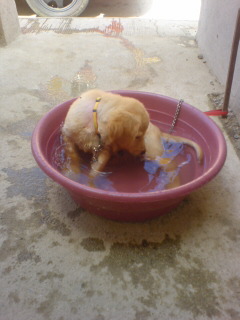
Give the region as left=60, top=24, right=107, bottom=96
left=31, top=91, right=227, bottom=222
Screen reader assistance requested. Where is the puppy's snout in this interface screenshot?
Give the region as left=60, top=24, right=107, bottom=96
left=140, top=150, right=146, bottom=155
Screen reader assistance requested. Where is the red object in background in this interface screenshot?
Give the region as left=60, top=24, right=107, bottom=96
left=204, top=109, right=228, bottom=116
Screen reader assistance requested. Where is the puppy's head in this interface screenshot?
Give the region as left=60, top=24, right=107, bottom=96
left=100, top=100, right=149, bottom=156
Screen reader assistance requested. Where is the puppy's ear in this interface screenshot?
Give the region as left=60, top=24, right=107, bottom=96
left=100, top=111, right=138, bottom=146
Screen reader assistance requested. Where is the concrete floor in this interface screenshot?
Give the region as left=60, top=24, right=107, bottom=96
left=16, top=0, right=201, bottom=20
left=1, top=17, right=240, bottom=320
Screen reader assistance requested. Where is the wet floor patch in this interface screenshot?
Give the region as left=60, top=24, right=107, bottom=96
left=174, top=264, right=221, bottom=317
left=71, top=60, right=97, bottom=95
left=40, top=209, right=71, bottom=237
left=81, top=238, right=106, bottom=252
left=3, top=167, right=48, bottom=201
left=91, top=236, right=181, bottom=288
left=4, top=115, right=39, bottom=140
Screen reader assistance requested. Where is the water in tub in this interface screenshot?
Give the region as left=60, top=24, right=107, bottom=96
left=51, top=129, right=197, bottom=193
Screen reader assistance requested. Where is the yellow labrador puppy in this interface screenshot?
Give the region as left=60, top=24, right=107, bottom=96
left=62, top=89, right=149, bottom=176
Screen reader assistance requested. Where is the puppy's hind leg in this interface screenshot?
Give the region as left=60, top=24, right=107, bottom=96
left=62, top=135, right=81, bottom=174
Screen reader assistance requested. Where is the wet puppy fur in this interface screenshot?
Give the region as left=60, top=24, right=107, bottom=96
left=62, top=89, right=149, bottom=177
left=62, top=89, right=203, bottom=180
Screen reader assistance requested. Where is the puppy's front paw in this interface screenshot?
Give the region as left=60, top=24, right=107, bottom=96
left=89, top=168, right=98, bottom=179
left=70, top=164, right=81, bottom=174
left=61, top=159, right=81, bottom=178
left=88, top=178, right=97, bottom=188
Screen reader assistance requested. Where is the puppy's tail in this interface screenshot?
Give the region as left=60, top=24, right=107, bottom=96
left=161, top=132, right=203, bottom=163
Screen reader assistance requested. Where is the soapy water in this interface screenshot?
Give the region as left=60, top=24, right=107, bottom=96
left=50, top=131, right=196, bottom=193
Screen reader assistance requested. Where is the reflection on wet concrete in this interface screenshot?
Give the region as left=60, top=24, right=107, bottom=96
left=71, top=60, right=97, bottom=96
left=22, top=18, right=161, bottom=100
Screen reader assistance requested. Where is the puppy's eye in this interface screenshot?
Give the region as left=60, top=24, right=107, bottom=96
left=135, top=136, right=141, bottom=140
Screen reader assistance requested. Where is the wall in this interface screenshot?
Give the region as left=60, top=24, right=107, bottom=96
left=197, top=0, right=240, bottom=118
left=0, top=0, right=20, bottom=46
